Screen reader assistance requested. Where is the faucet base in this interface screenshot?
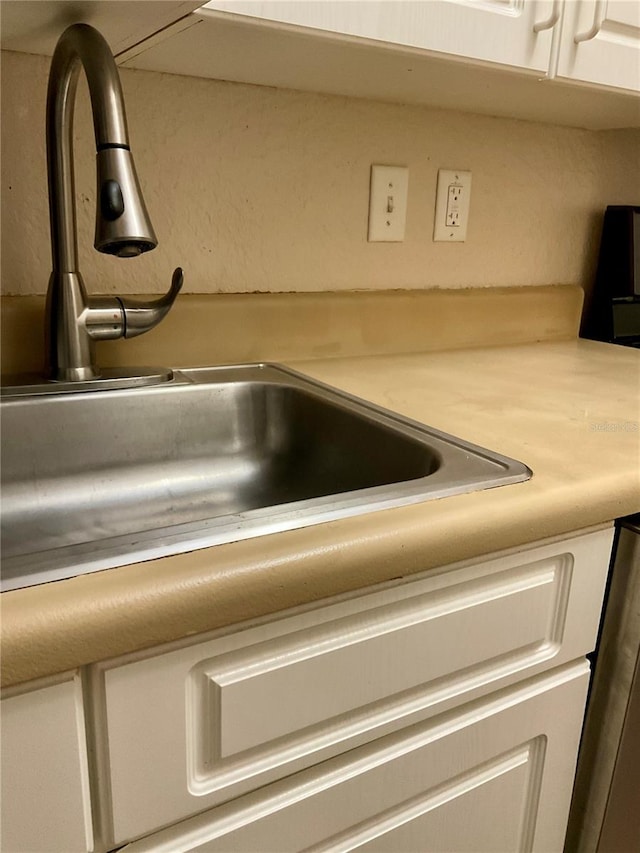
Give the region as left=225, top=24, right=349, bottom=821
left=1, top=367, right=176, bottom=397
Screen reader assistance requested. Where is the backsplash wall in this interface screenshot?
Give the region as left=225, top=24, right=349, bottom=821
left=2, top=49, right=638, bottom=296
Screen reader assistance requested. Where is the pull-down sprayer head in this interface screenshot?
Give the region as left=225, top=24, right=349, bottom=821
left=94, top=146, right=157, bottom=257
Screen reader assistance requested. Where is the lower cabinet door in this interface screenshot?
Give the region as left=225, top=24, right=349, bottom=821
left=0, top=672, right=93, bottom=853
left=123, top=661, right=589, bottom=853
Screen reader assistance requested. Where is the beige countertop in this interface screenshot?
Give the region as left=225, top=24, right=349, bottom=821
left=2, top=338, right=639, bottom=688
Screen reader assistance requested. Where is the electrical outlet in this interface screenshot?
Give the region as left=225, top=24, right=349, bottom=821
left=434, top=169, right=472, bottom=242
left=445, top=184, right=464, bottom=226
left=368, top=165, right=409, bottom=242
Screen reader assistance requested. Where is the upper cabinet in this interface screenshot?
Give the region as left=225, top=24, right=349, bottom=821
left=556, top=0, right=640, bottom=91
left=200, top=0, right=640, bottom=94
left=2, top=0, right=638, bottom=129
left=117, top=0, right=639, bottom=129
left=203, top=0, right=557, bottom=74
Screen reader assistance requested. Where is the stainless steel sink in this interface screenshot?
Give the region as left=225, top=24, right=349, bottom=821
left=0, top=364, right=531, bottom=591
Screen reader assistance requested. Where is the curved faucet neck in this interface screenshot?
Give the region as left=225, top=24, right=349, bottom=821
left=44, top=23, right=181, bottom=383
left=46, top=23, right=129, bottom=274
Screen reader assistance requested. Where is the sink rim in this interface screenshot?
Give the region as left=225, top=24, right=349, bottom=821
left=0, top=363, right=532, bottom=592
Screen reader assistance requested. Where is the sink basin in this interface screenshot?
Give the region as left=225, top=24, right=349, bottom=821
left=0, top=364, right=530, bottom=591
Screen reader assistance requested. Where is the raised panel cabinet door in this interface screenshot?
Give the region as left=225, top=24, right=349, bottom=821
left=556, top=0, right=640, bottom=91
left=0, top=672, right=93, bottom=853
left=121, top=661, right=590, bottom=853
left=201, top=0, right=556, bottom=73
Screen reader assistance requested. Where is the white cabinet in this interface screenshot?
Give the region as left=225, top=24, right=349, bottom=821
left=122, top=662, right=590, bottom=853
left=118, top=0, right=640, bottom=129
left=89, top=528, right=612, bottom=849
left=2, top=0, right=637, bottom=127
left=0, top=671, right=93, bottom=853
left=203, top=0, right=557, bottom=74
left=556, top=0, right=640, bottom=91
left=0, top=527, right=614, bottom=852
left=204, top=0, right=640, bottom=93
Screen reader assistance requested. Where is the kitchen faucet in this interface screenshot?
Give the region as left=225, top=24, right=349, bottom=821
left=45, top=23, right=182, bottom=382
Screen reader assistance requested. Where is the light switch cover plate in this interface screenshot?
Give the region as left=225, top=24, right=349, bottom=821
left=368, top=165, right=409, bottom=242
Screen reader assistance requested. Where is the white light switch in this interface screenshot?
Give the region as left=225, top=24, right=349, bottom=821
left=433, top=169, right=472, bottom=242
left=368, top=165, right=409, bottom=242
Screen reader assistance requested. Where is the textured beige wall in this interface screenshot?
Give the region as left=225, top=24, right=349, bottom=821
left=1, top=49, right=638, bottom=296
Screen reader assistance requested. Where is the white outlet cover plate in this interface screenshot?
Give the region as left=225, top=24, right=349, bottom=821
left=368, top=165, right=409, bottom=242
left=433, top=169, right=472, bottom=242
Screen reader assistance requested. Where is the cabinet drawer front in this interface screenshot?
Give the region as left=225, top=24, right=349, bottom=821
left=200, top=558, right=566, bottom=764
left=123, top=663, right=590, bottom=853
left=96, top=529, right=612, bottom=845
